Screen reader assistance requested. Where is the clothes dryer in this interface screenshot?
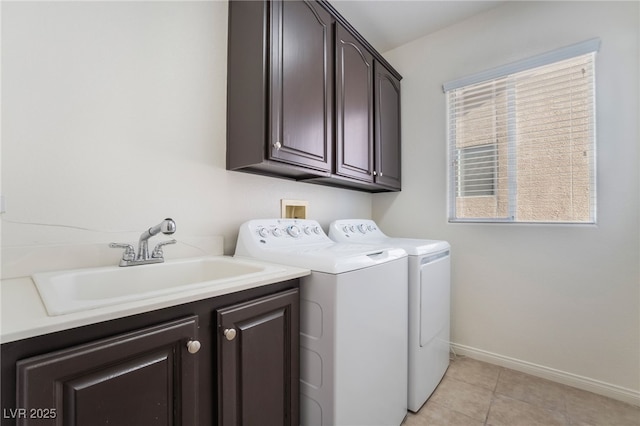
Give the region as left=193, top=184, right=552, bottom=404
left=329, top=219, right=450, bottom=412
left=235, top=219, right=409, bottom=425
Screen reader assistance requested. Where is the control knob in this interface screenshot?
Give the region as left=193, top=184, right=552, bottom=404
left=271, top=228, right=282, bottom=237
left=287, top=225, right=301, bottom=238
left=257, top=227, right=269, bottom=238
left=357, top=224, right=368, bottom=233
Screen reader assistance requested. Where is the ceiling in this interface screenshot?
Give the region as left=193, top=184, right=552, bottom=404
left=330, top=0, right=506, bottom=52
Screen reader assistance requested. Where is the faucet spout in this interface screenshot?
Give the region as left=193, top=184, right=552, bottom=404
left=137, top=218, right=177, bottom=261
left=139, top=218, right=177, bottom=242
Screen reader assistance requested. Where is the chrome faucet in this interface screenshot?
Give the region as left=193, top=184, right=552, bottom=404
left=110, top=218, right=177, bottom=266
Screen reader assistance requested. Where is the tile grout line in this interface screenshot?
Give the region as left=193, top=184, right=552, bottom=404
left=483, top=366, right=505, bottom=425
left=488, top=366, right=585, bottom=426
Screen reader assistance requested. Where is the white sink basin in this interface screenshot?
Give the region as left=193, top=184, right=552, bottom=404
left=32, top=256, right=286, bottom=316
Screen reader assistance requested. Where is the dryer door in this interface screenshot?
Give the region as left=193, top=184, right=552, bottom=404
left=419, top=251, right=450, bottom=347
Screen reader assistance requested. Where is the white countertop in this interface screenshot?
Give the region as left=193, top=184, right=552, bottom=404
left=1, top=256, right=310, bottom=344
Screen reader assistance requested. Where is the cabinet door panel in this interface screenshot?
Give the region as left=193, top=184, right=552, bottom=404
left=217, top=288, right=299, bottom=426
left=64, top=350, right=173, bottom=426
left=270, top=0, right=333, bottom=171
left=336, top=24, right=374, bottom=182
left=375, top=61, right=402, bottom=189
left=16, top=316, right=198, bottom=426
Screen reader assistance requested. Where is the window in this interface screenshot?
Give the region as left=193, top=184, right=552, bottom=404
left=445, top=39, right=599, bottom=223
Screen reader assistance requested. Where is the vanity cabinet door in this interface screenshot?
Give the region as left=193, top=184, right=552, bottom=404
left=217, top=288, right=299, bottom=426
left=15, top=316, right=199, bottom=426
left=374, top=60, right=402, bottom=190
left=335, top=23, right=375, bottom=182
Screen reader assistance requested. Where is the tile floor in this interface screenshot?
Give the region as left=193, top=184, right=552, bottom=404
left=402, top=356, right=640, bottom=426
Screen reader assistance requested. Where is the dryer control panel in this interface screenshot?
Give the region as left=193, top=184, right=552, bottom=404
left=328, top=219, right=387, bottom=242
left=329, top=219, right=450, bottom=256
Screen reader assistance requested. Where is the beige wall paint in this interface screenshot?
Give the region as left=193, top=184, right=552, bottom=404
left=377, top=1, right=639, bottom=395
left=1, top=1, right=372, bottom=259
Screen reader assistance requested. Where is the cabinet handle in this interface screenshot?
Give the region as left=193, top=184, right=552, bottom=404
left=186, top=340, right=201, bottom=354
left=273, top=141, right=282, bottom=150
left=223, top=328, right=237, bottom=341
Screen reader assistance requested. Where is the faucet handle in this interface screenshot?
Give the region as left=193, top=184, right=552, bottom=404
left=109, top=243, right=136, bottom=261
left=152, top=239, right=177, bottom=258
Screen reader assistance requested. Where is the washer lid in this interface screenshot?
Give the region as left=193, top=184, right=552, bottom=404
left=234, top=219, right=407, bottom=274
left=328, top=219, right=450, bottom=256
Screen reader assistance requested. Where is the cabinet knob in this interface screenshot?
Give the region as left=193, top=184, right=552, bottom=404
left=223, top=328, right=237, bottom=341
left=186, top=340, right=201, bottom=354
left=273, top=141, right=282, bottom=150
left=373, top=171, right=377, bottom=176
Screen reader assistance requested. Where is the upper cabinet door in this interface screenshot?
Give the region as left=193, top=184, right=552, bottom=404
left=335, top=23, right=374, bottom=182
left=269, top=0, right=333, bottom=172
left=374, top=61, right=402, bottom=190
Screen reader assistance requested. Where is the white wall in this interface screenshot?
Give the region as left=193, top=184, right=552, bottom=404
left=0, top=1, right=372, bottom=266
left=376, top=1, right=639, bottom=400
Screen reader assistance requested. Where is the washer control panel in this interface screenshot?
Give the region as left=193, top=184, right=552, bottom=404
left=240, top=219, right=331, bottom=248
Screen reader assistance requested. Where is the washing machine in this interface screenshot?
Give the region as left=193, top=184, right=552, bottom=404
left=235, top=219, right=409, bottom=426
left=329, top=219, right=450, bottom=412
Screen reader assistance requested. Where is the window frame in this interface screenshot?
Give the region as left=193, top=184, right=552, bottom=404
left=445, top=39, right=599, bottom=225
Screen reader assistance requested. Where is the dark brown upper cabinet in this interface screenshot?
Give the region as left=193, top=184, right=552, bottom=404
left=374, top=61, right=402, bottom=190
left=226, top=0, right=402, bottom=192
left=335, top=23, right=375, bottom=183
left=227, top=0, right=333, bottom=178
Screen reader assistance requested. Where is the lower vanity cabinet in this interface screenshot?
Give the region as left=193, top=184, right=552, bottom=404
left=0, top=280, right=299, bottom=426
left=16, top=316, right=199, bottom=425
left=217, top=288, right=299, bottom=426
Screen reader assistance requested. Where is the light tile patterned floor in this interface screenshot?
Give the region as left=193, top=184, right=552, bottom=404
left=403, top=356, right=640, bottom=426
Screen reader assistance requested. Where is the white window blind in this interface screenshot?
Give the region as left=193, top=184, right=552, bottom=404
left=445, top=40, right=598, bottom=224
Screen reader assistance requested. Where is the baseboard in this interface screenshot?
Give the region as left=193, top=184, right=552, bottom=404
left=450, top=342, right=640, bottom=407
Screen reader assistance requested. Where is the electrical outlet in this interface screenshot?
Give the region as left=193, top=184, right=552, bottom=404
left=281, top=199, right=308, bottom=219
